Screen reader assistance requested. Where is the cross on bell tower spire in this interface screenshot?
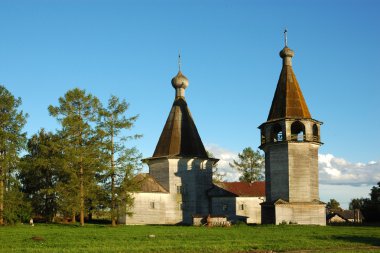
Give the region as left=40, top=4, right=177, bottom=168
left=284, top=28, right=288, bottom=47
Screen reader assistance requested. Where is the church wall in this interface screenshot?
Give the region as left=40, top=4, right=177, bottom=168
left=171, top=158, right=213, bottom=224
left=266, top=143, right=289, bottom=202
left=238, top=197, right=264, bottom=224
left=211, top=197, right=236, bottom=219
left=119, top=192, right=170, bottom=225
left=148, top=159, right=170, bottom=191
left=288, top=143, right=319, bottom=202
left=138, top=158, right=213, bottom=225
left=274, top=203, right=326, bottom=225
left=211, top=196, right=264, bottom=224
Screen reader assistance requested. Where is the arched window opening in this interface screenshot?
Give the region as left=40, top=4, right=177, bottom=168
left=312, top=124, right=319, bottom=142
left=261, top=129, right=266, bottom=145
left=291, top=121, right=305, bottom=142
left=272, top=124, right=283, bottom=142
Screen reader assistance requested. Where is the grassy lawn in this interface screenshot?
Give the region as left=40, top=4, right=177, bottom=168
left=1, top=223, right=380, bottom=253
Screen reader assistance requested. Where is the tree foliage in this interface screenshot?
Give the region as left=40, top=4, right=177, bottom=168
left=349, top=198, right=366, bottom=211
left=326, top=199, right=342, bottom=212
left=48, top=88, right=101, bottom=226
left=0, top=85, right=28, bottom=224
left=359, top=182, right=380, bottom=222
left=19, top=129, right=65, bottom=222
left=97, top=95, right=142, bottom=226
left=229, top=147, right=264, bottom=182
left=0, top=86, right=143, bottom=225
left=3, top=180, right=32, bottom=224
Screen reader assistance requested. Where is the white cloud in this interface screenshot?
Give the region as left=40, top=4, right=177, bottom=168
left=206, top=144, right=380, bottom=208
left=206, top=144, right=380, bottom=187
left=205, top=144, right=240, bottom=181
left=318, top=154, right=380, bottom=186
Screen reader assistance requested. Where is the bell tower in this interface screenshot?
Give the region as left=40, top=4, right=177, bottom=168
left=259, top=32, right=326, bottom=225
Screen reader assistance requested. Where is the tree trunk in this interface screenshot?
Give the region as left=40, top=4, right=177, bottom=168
left=0, top=166, right=3, bottom=225
left=111, top=172, right=116, bottom=226
left=80, top=162, right=85, bottom=226
left=71, top=211, right=76, bottom=224
left=111, top=168, right=116, bottom=226
left=111, top=126, right=116, bottom=227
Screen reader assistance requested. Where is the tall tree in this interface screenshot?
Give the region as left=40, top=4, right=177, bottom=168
left=98, top=95, right=142, bottom=226
left=349, top=198, right=366, bottom=210
left=229, top=147, right=264, bottom=182
left=48, top=88, right=100, bottom=226
left=326, top=198, right=342, bottom=212
left=19, top=129, right=65, bottom=222
left=369, top=182, right=380, bottom=202
left=0, top=85, right=28, bottom=225
left=362, top=182, right=380, bottom=222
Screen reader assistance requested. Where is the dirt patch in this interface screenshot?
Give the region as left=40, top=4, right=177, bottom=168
left=31, top=236, right=45, bottom=241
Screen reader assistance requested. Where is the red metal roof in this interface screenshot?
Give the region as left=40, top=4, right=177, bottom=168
left=214, top=181, right=265, bottom=197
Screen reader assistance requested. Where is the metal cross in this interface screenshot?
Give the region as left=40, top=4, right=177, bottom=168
left=178, top=50, right=181, bottom=71
left=284, top=28, right=288, bottom=47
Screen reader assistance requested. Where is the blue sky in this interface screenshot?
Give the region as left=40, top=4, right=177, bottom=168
left=1, top=0, right=379, bottom=208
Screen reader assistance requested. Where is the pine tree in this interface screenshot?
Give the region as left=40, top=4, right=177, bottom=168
left=0, top=85, right=28, bottom=225
left=229, top=147, right=264, bottom=183
left=98, top=95, right=142, bottom=226
left=19, top=129, right=65, bottom=222
left=48, top=88, right=100, bottom=226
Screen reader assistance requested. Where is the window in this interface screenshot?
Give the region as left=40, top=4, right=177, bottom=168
left=291, top=121, right=305, bottom=141
left=239, top=204, right=245, bottom=211
left=272, top=124, right=283, bottom=142
left=176, top=185, right=182, bottom=194
left=150, top=202, right=155, bottom=209
left=312, top=124, right=319, bottom=142
left=222, top=204, right=228, bottom=211
left=261, top=130, right=266, bottom=144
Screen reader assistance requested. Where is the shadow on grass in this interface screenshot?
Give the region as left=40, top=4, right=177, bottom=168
left=328, top=222, right=380, bottom=227
left=332, top=235, right=380, bottom=247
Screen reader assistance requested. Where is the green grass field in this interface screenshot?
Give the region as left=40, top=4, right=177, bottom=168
left=1, top=223, right=380, bottom=253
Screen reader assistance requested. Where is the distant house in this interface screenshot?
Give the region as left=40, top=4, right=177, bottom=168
left=327, top=209, right=363, bottom=223
left=208, top=181, right=265, bottom=224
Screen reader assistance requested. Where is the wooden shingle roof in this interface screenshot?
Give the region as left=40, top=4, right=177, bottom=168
left=134, top=173, right=168, bottom=193
left=152, top=97, right=208, bottom=159
left=267, top=47, right=311, bottom=121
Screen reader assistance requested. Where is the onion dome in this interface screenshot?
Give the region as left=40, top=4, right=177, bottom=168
left=171, top=70, right=189, bottom=98
left=279, top=47, right=295, bottom=66
left=171, top=71, right=189, bottom=90
left=279, top=47, right=295, bottom=58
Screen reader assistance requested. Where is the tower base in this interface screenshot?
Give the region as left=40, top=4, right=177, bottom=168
left=261, top=200, right=326, bottom=226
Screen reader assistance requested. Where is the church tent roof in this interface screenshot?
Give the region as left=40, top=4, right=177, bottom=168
left=150, top=69, right=209, bottom=159
left=267, top=47, right=311, bottom=121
